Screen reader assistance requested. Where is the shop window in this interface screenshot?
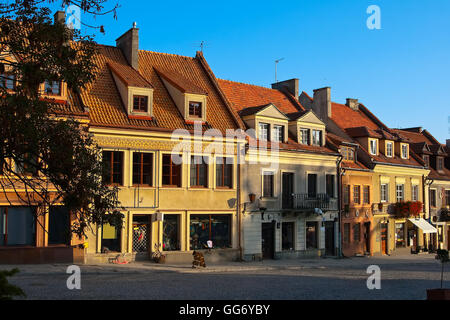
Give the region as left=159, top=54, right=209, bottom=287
left=163, top=215, right=180, bottom=251
left=353, top=223, right=361, bottom=242
left=395, top=223, right=405, bottom=248
left=282, top=222, right=295, bottom=251
left=190, top=214, right=231, bottom=250
left=133, top=152, right=153, bottom=186
left=263, top=172, right=274, bottom=197
left=162, top=154, right=182, bottom=187
left=306, top=221, right=318, bottom=249
left=48, top=206, right=70, bottom=245
left=132, top=215, right=149, bottom=253
left=101, top=223, right=121, bottom=252
left=0, top=207, right=36, bottom=246
left=102, top=151, right=124, bottom=186
left=190, top=155, right=208, bottom=188
left=216, top=157, right=233, bottom=188
left=343, top=223, right=350, bottom=244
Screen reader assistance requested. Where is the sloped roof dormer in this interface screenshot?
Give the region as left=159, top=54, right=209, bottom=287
left=108, top=61, right=154, bottom=120
left=155, top=68, right=208, bottom=123
left=287, top=109, right=326, bottom=146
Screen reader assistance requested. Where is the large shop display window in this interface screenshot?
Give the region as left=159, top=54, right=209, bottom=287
left=48, top=206, right=70, bottom=245
left=0, top=207, right=36, bottom=246
left=163, top=214, right=180, bottom=251
left=190, top=214, right=231, bottom=250
left=306, top=221, right=318, bottom=249
left=101, top=223, right=121, bottom=252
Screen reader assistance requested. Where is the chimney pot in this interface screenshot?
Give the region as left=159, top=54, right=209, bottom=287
left=54, top=11, right=65, bottom=25
left=346, top=98, right=359, bottom=111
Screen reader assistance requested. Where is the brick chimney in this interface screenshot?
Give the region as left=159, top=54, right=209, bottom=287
left=346, top=98, right=359, bottom=111
left=54, top=11, right=65, bottom=24
left=271, top=78, right=299, bottom=99
left=116, top=23, right=139, bottom=70
left=312, top=87, right=331, bottom=121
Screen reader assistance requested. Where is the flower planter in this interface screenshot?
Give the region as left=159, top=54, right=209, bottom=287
left=427, top=289, right=450, bottom=300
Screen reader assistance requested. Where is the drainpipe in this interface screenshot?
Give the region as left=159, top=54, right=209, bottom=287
left=424, top=176, right=434, bottom=250
left=237, top=142, right=243, bottom=261
left=337, top=155, right=344, bottom=258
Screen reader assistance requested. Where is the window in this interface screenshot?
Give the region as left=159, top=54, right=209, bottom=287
left=341, top=147, right=355, bottom=161
left=190, top=214, right=231, bottom=249
left=353, top=223, right=361, bottom=242
left=396, top=184, right=404, bottom=202
left=263, top=171, right=274, bottom=197
left=446, top=190, right=450, bottom=207
left=412, top=185, right=419, bottom=202
left=0, top=73, right=15, bottom=90
left=343, top=185, right=350, bottom=205
left=190, top=155, right=208, bottom=188
left=162, top=154, right=182, bottom=187
left=369, top=139, right=378, bottom=155
left=395, top=223, right=405, bottom=248
left=44, top=80, right=61, bottom=95
left=48, top=206, right=70, bottom=245
left=216, top=157, right=233, bottom=188
left=133, top=95, right=148, bottom=112
left=282, top=222, right=295, bottom=251
left=133, top=152, right=153, bottom=186
left=306, top=221, right=318, bottom=249
left=188, top=101, right=202, bottom=118
left=0, top=207, right=36, bottom=246
left=272, top=125, right=284, bottom=143
left=326, top=174, right=335, bottom=198
left=163, top=215, right=180, bottom=251
left=386, top=142, right=393, bottom=157
left=353, top=185, right=361, bottom=204
left=401, top=144, right=408, bottom=159
left=307, top=174, right=317, bottom=198
left=430, top=189, right=437, bottom=207
left=343, top=223, right=350, bottom=244
left=437, top=157, right=444, bottom=171
left=380, top=183, right=389, bottom=202
left=423, top=155, right=430, bottom=167
left=300, top=128, right=310, bottom=145
left=363, top=186, right=370, bottom=204
left=102, top=151, right=124, bottom=185
left=259, top=123, right=270, bottom=141
left=16, top=153, right=39, bottom=176
left=312, top=130, right=322, bottom=146
left=101, top=222, right=121, bottom=252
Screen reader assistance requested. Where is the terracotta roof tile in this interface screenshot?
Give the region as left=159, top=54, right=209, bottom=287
left=155, top=67, right=208, bottom=95
left=107, top=61, right=153, bottom=88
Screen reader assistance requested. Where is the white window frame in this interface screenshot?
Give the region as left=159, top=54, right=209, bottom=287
left=396, top=184, right=404, bottom=202
left=259, top=123, right=270, bottom=141
left=386, top=142, right=393, bottom=157
left=401, top=144, right=408, bottom=159
left=412, top=185, right=419, bottom=201
left=380, top=183, right=389, bottom=203
left=369, top=139, right=378, bottom=155
left=312, top=129, right=322, bottom=146
left=272, top=125, right=284, bottom=143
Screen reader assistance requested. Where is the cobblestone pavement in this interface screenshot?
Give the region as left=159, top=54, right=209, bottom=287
left=1, top=253, right=447, bottom=300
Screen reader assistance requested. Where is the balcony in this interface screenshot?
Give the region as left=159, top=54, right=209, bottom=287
left=291, top=193, right=337, bottom=211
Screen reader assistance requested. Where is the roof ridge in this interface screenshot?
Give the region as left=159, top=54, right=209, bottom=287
left=217, top=78, right=274, bottom=90
left=138, top=49, right=195, bottom=60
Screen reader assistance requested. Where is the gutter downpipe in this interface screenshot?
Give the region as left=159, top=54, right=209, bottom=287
left=237, top=141, right=243, bottom=261
left=424, top=175, right=434, bottom=250
left=337, top=154, right=344, bottom=258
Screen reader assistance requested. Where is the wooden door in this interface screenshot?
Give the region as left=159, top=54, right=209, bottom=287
left=262, top=222, right=275, bottom=259
left=324, top=221, right=335, bottom=256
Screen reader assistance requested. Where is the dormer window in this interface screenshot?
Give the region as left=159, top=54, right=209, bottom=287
left=133, top=95, right=148, bottom=113
left=437, top=157, right=444, bottom=171
left=44, top=80, right=62, bottom=96
left=272, top=125, right=284, bottom=143
left=259, top=123, right=270, bottom=141
left=401, top=144, right=409, bottom=159
left=0, top=73, right=15, bottom=90
left=386, top=142, right=393, bottom=157
left=189, top=101, right=202, bottom=118
left=300, top=128, right=310, bottom=145
left=423, top=155, right=430, bottom=167
left=312, top=130, right=322, bottom=146
left=369, top=139, right=378, bottom=155
left=341, top=146, right=355, bottom=161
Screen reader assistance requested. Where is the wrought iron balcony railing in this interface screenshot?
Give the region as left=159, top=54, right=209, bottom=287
left=291, top=193, right=337, bottom=211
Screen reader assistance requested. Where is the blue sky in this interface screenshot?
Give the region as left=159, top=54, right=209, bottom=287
left=53, top=0, right=449, bottom=143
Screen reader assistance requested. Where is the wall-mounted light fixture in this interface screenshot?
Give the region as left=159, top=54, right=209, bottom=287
left=260, top=207, right=267, bottom=220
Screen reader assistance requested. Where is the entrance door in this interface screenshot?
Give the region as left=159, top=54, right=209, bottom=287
left=282, top=172, right=294, bottom=209
left=262, top=222, right=275, bottom=259
left=132, top=215, right=150, bottom=253
left=324, top=221, right=335, bottom=256
left=381, top=223, right=388, bottom=255
left=364, top=222, right=371, bottom=254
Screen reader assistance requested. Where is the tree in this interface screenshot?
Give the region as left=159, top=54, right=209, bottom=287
left=0, top=0, right=123, bottom=240
left=0, top=268, right=26, bottom=300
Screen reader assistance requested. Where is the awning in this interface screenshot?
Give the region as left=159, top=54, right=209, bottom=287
left=408, top=218, right=437, bottom=233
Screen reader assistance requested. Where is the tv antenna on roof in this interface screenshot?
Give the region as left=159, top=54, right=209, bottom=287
left=195, top=40, right=208, bottom=53
left=275, top=58, right=284, bottom=83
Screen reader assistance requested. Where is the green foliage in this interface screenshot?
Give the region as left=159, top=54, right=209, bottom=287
left=436, top=249, right=449, bottom=263
left=0, top=268, right=26, bottom=300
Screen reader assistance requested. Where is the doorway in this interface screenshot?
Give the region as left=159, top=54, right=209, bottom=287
left=262, top=222, right=275, bottom=259
left=132, top=215, right=150, bottom=253
left=324, top=221, right=335, bottom=256
left=282, top=172, right=294, bottom=209
left=381, top=222, right=388, bottom=255
left=364, top=222, right=371, bottom=254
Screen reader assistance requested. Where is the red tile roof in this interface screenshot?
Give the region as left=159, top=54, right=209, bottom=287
left=107, top=61, right=153, bottom=89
